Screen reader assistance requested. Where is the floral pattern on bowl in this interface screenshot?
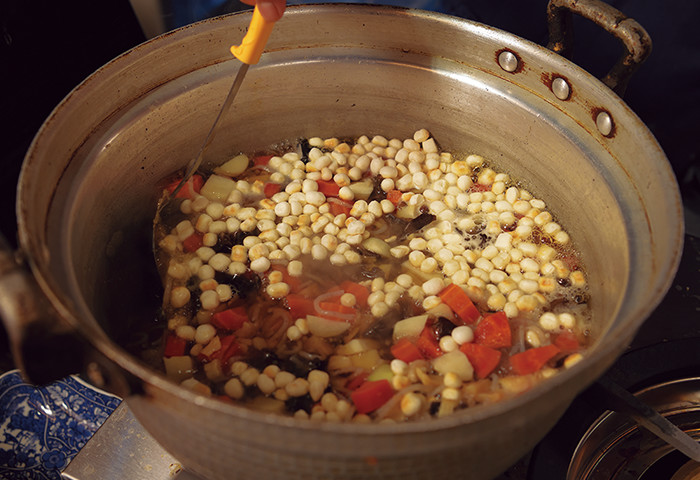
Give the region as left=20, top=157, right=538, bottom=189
left=0, top=370, right=121, bottom=480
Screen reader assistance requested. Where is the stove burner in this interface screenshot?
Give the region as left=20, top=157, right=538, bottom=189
left=528, top=338, right=700, bottom=479
left=568, top=377, right=700, bottom=479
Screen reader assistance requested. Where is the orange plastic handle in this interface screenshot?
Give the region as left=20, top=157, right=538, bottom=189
left=230, top=5, right=276, bottom=65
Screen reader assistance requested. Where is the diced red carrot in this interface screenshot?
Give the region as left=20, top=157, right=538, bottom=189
left=391, top=338, right=424, bottom=363
left=319, top=302, right=356, bottom=316
left=459, top=343, right=501, bottom=379
left=163, top=334, right=187, bottom=357
left=350, top=379, right=395, bottom=414
left=437, top=284, right=480, bottom=324
left=386, top=189, right=403, bottom=206
left=253, top=155, right=273, bottom=166
left=554, top=331, right=580, bottom=352
left=346, top=371, right=369, bottom=391
left=510, top=344, right=561, bottom=375
left=316, top=179, right=340, bottom=197
left=286, top=294, right=316, bottom=319
left=217, top=334, right=240, bottom=364
left=211, top=307, right=248, bottom=331
left=167, top=174, right=204, bottom=199
left=339, top=281, right=370, bottom=308
left=416, top=327, right=442, bottom=359
left=263, top=182, right=282, bottom=198
left=329, top=199, right=353, bottom=217
left=469, top=183, right=491, bottom=193
left=474, top=312, right=511, bottom=349
left=182, top=232, right=204, bottom=253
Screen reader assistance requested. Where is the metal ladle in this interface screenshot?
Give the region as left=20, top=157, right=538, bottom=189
left=153, top=6, right=275, bottom=277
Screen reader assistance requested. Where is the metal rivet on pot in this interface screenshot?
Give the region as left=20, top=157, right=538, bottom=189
left=552, top=77, right=570, bottom=100
left=596, top=111, right=614, bottom=136
left=498, top=50, right=519, bottom=73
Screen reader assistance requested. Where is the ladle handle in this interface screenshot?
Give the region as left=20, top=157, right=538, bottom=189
left=230, top=5, right=276, bottom=65
left=546, top=0, right=652, bottom=96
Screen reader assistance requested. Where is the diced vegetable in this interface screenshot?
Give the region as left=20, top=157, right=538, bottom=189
left=345, top=371, right=369, bottom=391
left=287, top=294, right=316, bottom=319
left=182, top=232, right=204, bottom=253
left=306, top=315, right=352, bottom=337
left=340, top=281, right=370, bottom=308
left=425, top=303, right=455, bottom=322
left=180, top=378, right=212, bottom=396
left=459, top=343, right=501, bottom=379
left=336, top=339, right=380, bottom=356
left=348, top=179, right=374, bottom=199
left=199, top=335, right=222, bottom=360
left=264, top=182, right=282, bottom=198
left=474, top=312, right=511, bottom=349
left=416, top=327, right=442, bottom=359
left=214, top=154, right=249, bottom=177
left=253, top=155, right=273, bottom=166
left=329, top=199, right=353, bottom=217
left=350, top=379, right=395, bottom=414
left=400, top=260, right=442, bottom=284
left=367, top=363, right=394, bottom=382
left=510, top=344, right=561, bottom=375
left=217, top=334, right=240, bottom=364
left=164, top=334, right=187, bottom=357
left=432, top=350, right=474, bottom=381
left=396, top=204, right=420, bottom=219
left=211, top=307, right=248, bottom=331
left=319, top=301, right=356, bottom=317
left=361, top=237, right=391, bottom=257
left=247, top=396, right=286, bottom=414
left=386, top=189, right=403, bottom=205
left=393, top=314, right=429, bottom=342
left=554, top=331, right=579, bottom=352
left=470, top=183, right=491, bottom=192
left=167, top=174, right=203, bottom=199
left=316, top=179, right=340, bottom=197
left=204, top=358, right=227, bottom=382
left=390, top=338, right=424, bottom=363
left=350, top=349, right=383, bottom=370
left=200, top=174, right=237, bottom=201
left=438, top=284, right=480, bottom=324
left=163, top=355, right=194, bottom=383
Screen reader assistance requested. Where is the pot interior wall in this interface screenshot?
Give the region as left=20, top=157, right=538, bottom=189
left=56, top=42, right=626, bottom=349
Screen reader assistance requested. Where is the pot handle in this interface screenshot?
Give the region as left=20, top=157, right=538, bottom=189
left=546, top=0, right=652, bottom=96
left=0, top=233, right=85, bottom=383
left=0, top=233, right=139, bottom=397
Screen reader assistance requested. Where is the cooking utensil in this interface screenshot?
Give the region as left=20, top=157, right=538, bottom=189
left=153, top=5, right=274, bottom=279
left=591, top=375, right=700, bottom=462
left=0, top=1, right=683, bottom=479
left=160, top=5, right=274, bottom=202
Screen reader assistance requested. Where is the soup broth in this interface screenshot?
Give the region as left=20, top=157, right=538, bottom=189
left=148, top=129, right=591, bottom=422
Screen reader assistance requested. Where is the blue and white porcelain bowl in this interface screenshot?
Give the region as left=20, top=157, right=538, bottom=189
left=0, top=370, right=121, bottom=480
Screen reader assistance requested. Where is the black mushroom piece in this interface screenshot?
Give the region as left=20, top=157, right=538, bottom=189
left=366, top=176, right=386, bottom=204
left=297, top=138, right=313, bottom=164
left=399, top=212, right=437, bottom=239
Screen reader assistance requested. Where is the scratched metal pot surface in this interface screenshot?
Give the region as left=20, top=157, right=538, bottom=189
left=14, top=4, right=682, bottom=479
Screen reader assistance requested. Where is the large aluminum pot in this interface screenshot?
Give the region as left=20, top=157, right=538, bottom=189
left=5, top=2, right=683, bottom=479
